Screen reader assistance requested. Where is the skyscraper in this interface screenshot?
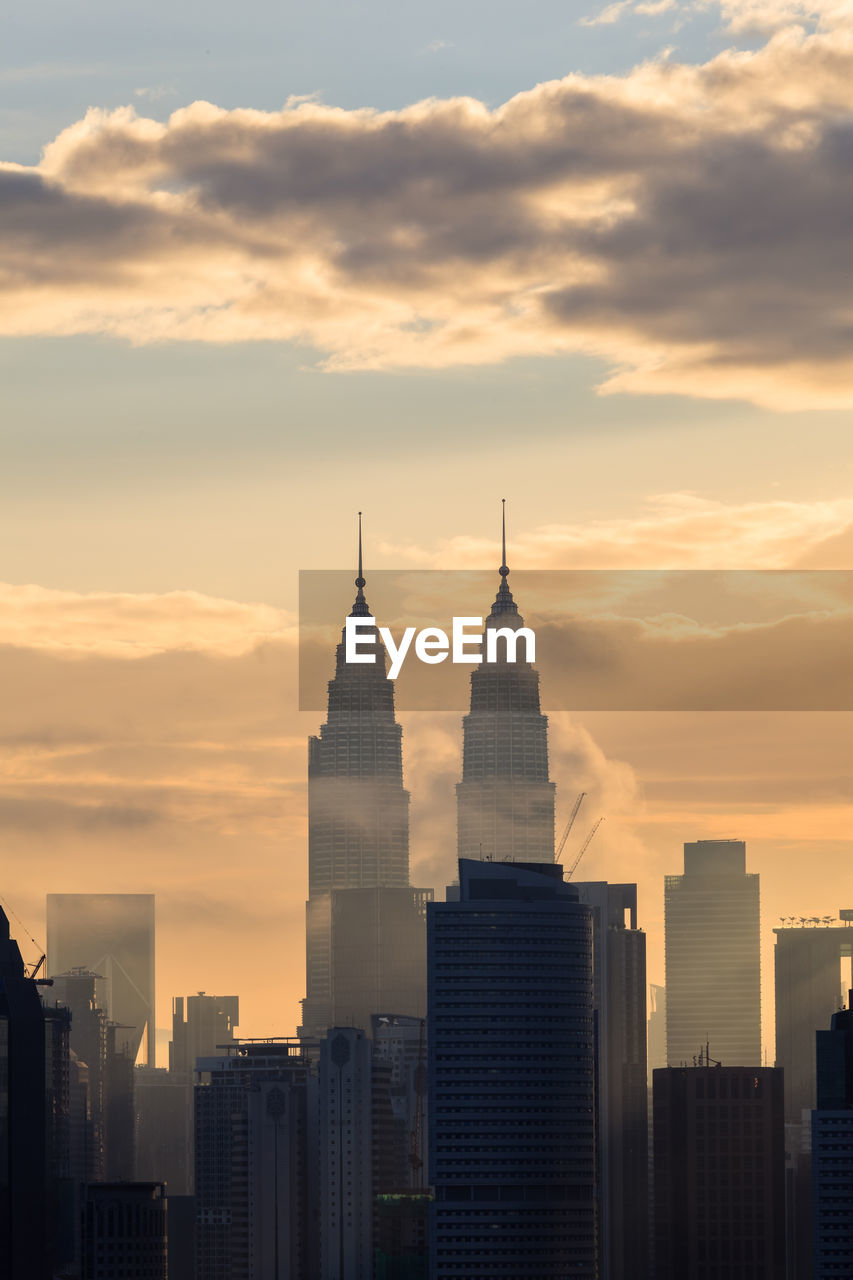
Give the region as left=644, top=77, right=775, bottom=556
left=428, top=858, right=597, bottom=1279
left=50, top=970, right=109, bottom=1181
left=575, top=880, right=648, bottom=1280
left=653, top=1064, right=786, bottom=1279
left=82, top=1183, right=167, bottom=1280
left=774, top=917, right=853, bottom=1278
left=0, top=907, right=49, bottom=1280
left=301, top=519, right=428, bottom=1039
left=665, top=840, right=761, bottom=1067
left=456, top=506, right=555, bottom=862
left=194, top=1041, right=313, bottom=1280
left=811, top=991, right=853, bottom=1279
left=316, top=1026, right=374, bottom=1279
left=774, top=917, right=853, bottom=1122
left=47, top=893, right=155, bottom=1066
left=138, top=991, right=241, bottom=1194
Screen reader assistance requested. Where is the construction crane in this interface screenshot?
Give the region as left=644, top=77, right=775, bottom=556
left=566, top=817, right=604, bottom=880
left=409, top=1018, right=427, bottom=1189
left=555, top=792, right=586, bottom=863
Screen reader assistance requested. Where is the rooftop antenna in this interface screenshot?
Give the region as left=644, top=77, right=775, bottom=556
left=500, top=497, right=508, bottom=579
left=356, top=511, right=365, bottom=591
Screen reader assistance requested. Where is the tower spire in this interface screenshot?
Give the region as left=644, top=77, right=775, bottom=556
left=491, top=498, right=517, bottom=617
left=351, top=511, right=371, bottom=617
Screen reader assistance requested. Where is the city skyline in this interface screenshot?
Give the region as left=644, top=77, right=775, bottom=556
left=1, top=0, right=851, bottom=1055
left=0, top=528, right=850, bottom=1053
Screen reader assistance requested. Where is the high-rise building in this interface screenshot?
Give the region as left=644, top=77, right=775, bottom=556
left=315, top=1026, right=374, bottom=1279
left=774, top=917, right=853, bottom=1279
left=374, top=1193, right=430, bottom=1280
left=47, top=893, right=155, bottom=1065
left=0, top=907, right=49, bottom=1280
left=653, top=1064, right=786, bottom=1280
left=329, top=888, right=431, bottom=1031
left=811, top=991, right=853, bottom=1279
left=194, top=1041, right=313, bottom=1280
left=665, top=840, right=761, bottom=1068
left=81, top=1182, right=167, bottom=1280
left=774, top=917, right=853, bottom=1122
left=171, top=991, right=239, bottom=1077
left=301, top=523, right=429, bottom=1039
left=50, top=970, right=109, bottom=1181
left=140, top=991, right=241, bottom=1195
left=456, top=513, right=555, bottom=863
left=104, top=1022, right=136, bottom=1180
left=371, top=1012, right=428, bottom=1192
left=575, top=880, right=648, bottom=1280
left=136, top=1064, right=191, bottom=1192
left=428, top=858, right=597, bottom=1280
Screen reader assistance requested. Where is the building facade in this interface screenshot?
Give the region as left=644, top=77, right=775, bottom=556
left=194, top=1041, right=312, bottom=1280
left=315, top=1026, right=374, bottom=1279
left=811, top=993, right=853, bottom=1279
left=665, top=840, right=761, bottom=1068
left=0, top=907, right=49, bottom=1280
left=428, top=858, right=597, bottom=1280
left=576, top=880, right=648, bottom=1280
left=82, top=1182, right=167, bottom=1280
left=653, top=1065, right=786, bottom=1280
left=775, top=919, right=853, bottom=1122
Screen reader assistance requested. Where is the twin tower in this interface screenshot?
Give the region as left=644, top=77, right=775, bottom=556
left=299, top=517, right=556, bottom=1039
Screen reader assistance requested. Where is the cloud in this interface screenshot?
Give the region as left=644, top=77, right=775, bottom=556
left=382, top=494, right=853, bottom=570
left=0, top=31, right=853, bottom=405
left=0, top=582, right=293, bottom=658
left=134, top=84, right=177, bottom=102
left=581, top=0, right=851, bottom=36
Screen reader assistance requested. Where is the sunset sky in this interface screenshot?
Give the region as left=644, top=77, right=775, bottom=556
left=2, top=0, right=852, bottom=1059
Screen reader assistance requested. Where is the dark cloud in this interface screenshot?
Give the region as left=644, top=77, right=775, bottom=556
left=0, top=32, right=846, bottom=401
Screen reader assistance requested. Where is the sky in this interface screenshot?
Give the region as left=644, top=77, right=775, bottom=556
left=1, top=0, right=852, bottom=1059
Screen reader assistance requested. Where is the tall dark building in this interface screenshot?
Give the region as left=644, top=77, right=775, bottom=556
left=0, top=907, right=49, bottom=1280
left=774, top=917, right=853, bottom=1280
left=653, top=1064, right=786, bottom=1280
left=811, top=992, right=853, bottom=1279
left=51, top=970, right=109, bottom=1181
left=82, top=1182, right=167, bottom=1280
left=576, top=881, right=648, bottom=1280
left=315, top=1026, right=374, bottom=1278
left=301, top=520, right=428, bottom=1039
left=456, top=512, right=555, bottom=862
left=665, top=840, right=761, bottom=1068
left=428, top=858, right=597, bottom=1279
left=194, top=1041, right=313, bottom=1280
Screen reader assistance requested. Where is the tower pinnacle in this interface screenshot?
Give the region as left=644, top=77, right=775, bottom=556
left=351, top=510, right=371, bottom=617
left=491, top=498, right=517, bottom=618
